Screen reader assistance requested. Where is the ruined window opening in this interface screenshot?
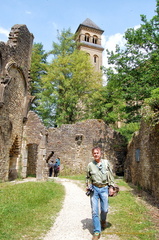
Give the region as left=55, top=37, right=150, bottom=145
left=135, top=149, right=140, bottom=162
left=75, top=134, right=83, bottom=145
left=9, top=135, right=20, bottom=157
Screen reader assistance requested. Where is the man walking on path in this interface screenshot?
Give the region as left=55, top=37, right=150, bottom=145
left=86, top=147, right=115, bottom=240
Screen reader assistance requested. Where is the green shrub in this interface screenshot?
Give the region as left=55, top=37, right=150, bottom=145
left=116, top=122, right=140, bottom=142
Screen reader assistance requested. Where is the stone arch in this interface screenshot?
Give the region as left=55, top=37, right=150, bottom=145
left=5, top=61, right=27, bottom=92
left=9, top=135, right=20, bottom=181
left=5, top=62, right=29, bottom=181
left=92, top=35, right=98, bottom=44
left=85, top=33, right=90, bottom=42
left=5, top=62, right=28, bottom=122
left=0, top=61, right=28, bottom=108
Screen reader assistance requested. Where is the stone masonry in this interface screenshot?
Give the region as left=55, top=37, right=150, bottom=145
left=22, top=111, right=48, bottom=180
left=125, top=121, right=159, bottom=203
left=0, top=25, right=34, bottom=181
left=47, top=119, right=127, bottom=175
left=0, top=25, right=126, bottom=182
left=22, top=113, right=127, bottom=179
left=0, top=23, right=159, bottom=204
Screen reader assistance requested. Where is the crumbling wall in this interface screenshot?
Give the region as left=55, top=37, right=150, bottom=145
left=0, top=25, right=33, bottom=181
left=21, top=111, right=48, bottom=180
left=0, top=25, right=127, bottom=182
left=47, top=119, right=127, bottom=175
left=125, top=121, right=159, bottom=202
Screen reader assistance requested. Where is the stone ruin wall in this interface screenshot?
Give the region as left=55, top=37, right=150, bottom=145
left=0, top=24, right=158, bottom=204
left=0, top=24, right=127, bottom=182
left=22, top=111, right=48, bottom=180
left=0, top=25, right=33, bottom=181
left=23, top=113, right=127, bottom=178
left=47, top=119, right=127, bottom=175
left=20, top=111, right=127, bottom=179
left=125, top=121, right=159, bottom=202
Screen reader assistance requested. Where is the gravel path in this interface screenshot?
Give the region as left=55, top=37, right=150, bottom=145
left=13, top=177, right=159, bottom=240
left=43, top=178, right=108, bottom=240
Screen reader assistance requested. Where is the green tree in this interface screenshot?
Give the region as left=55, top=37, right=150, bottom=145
left=30, top=43, right=48, bottom=112
left=49, top=28, right=77, bottom=57
left=38, top=29, right=102, bottom=127
left=142, top=87, right=159, bottom=126
left=102, top=0, right=159, bottom=127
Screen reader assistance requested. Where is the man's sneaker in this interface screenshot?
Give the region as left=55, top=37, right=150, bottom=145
left=101, top=220, right=107, bottom=230
left=92, top=232, right=100, bottom=240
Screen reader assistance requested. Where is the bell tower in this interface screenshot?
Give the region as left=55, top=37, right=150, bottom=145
left=76, top=18, right=104, bottom=72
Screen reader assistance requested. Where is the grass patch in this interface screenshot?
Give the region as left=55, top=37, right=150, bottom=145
left=0, top=181, right=65, bottom=240
left=59, top=174, right=85, bottom=181
left=104, top=178, right=158, bottom=240
left=1, top=176, right=157, bottom=240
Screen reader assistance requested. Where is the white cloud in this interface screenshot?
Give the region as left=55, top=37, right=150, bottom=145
left=101, top=25, right=142, bottom=84
left=101, top=32, right=126, bottom=84
left=52, top=22, right=58, bottom=30
left=101, top=24, right=141, bottom=69
left=102, top=33, right=126, bottom=68
left=25, top=11, right=32, bottom=15
left=0, top=27, right=9, bottom=37
left=133, top=24, right=141, bottom=30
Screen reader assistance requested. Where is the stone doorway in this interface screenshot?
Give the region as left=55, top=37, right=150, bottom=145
left=8, top=155, right=18, bottom=181
left=26, top=143, right=38, bottom=177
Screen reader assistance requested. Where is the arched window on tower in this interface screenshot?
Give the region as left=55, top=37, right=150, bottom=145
left=93, top=35, right=98, bottom=44
left=94, top=55, right=98, bottom=63
left=94, top=55, right=97, bottom=63
left=85, top=33, right=90, bottom=42
left=93, top=54, right=99, bottom=71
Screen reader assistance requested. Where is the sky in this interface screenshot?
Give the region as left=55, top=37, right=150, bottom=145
left=0, top=0, right=157, bottom=67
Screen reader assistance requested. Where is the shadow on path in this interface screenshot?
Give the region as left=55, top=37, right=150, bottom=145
left=81, top=218, right=93, bottom=235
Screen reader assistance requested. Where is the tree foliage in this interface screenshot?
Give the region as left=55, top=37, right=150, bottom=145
left=49, top=28, right=77, bottom=57
left=99, top=1, right=159, bottom=130
left=30, top=2, right=159, bottom=141
left=36, top=29, right=102, bottom=127
left=30, top=43, right=48, bottom=112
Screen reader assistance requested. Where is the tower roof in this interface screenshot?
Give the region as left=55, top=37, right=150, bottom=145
left=76, top=18, right=104, bottom=33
